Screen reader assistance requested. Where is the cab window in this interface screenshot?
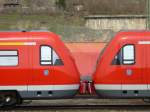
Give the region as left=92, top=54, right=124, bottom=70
left=40, top=46, right=63, bottom=66
left=112, top=45, right=135, bottom=65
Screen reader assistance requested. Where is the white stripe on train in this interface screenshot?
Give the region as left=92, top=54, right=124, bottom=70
left=0, top=84, right=79, bottom=91
left=138, top=41, right=150, bottom=44
left=95, top=84, right=149, bottom=90
left=24, top=42, right=36, bottom=45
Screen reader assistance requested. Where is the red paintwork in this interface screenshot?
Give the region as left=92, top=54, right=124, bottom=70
left=93, top=31, right=150, bottom=85
left=65, top=43, right=106, bottom=76
left=0, top=32, right=80, bottom=86
left=66, top=43, right=106, bottom=94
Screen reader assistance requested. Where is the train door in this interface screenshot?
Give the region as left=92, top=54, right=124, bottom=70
left=29, top=43, right=63, bottom=98
left=112, top=40, right=144, bottom=97
left=120, top=40, right=145, bottom=97
left=29, top=43, right=54, bottom=98
left=145, top=41, right=150, bottom=95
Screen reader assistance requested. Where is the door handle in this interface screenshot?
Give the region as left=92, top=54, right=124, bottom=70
left=126, top=69, right=132, bottom=76
left=43, top=69, right=49, bottom=76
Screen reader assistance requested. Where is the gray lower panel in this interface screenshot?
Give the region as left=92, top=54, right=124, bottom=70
left=96, top=90, right=122, bottom=98
left=19, top=90, right=78, bottom=99
left=96, top=90, right=150, bottom=99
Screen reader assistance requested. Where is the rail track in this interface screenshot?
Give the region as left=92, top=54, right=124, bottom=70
left=1, top=104, right=150, bottom=111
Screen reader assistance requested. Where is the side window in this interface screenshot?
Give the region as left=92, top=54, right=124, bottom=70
left=40, top=46, right=63, bottom=66
left=0, top=50, right=18, bottom=66
left=41, top=46, right=52, bottom=65
left=112, top=45, right=135, bottom=65
left=122, top=45, right=135, bottom=64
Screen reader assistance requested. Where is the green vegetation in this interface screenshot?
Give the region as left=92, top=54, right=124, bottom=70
left=56, top=0, right=66, bottom=10
left=0, top=14, right=84, bottom=29
left=0, top=14, right=108, bottom=42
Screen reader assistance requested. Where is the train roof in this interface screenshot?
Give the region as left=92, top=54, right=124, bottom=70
left=117, top=30, right=150, bottom=36
left=114, top=30, right=150, bottom=41
left=0, top=31, right=60, bottom=42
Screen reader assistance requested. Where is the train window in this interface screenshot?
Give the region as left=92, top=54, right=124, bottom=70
left=112, top=49, right=122, bottom=65
left=52, top=50, right=63, bottom=66
left=0, top=50, right=18, bottom=66
left=41, top=46, right=52, bottom=65
left=112, top=45, right=135, bottom=65
left=40, top=46, right=63, bottom=66
left=122, top=45, right=135, bottom=64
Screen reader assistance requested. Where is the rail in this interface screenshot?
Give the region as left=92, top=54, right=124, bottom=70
left=1, top=104, right=150, bottom=110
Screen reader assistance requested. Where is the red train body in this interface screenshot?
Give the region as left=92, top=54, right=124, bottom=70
left=0, top=31, right=80, bottom=106
left=2, top=30, right=150, bottom=107
left=93, top=31, right=150, bottom=98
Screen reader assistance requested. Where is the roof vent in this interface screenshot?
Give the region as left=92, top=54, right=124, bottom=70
left=22, top=30, right=27, bottom=32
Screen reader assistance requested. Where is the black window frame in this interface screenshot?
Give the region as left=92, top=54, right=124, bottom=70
left=122, top=44, right=135, bottom=65
left=0, top=50, right=19, bottom=67
left=112, top=44, right=135, bottom=65
left=40, top=45, right=53, bottom=66
left=40, top=45, right=64, bottom=66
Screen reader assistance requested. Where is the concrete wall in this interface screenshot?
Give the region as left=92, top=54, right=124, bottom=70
left=85, top=15, right=147, bottom=31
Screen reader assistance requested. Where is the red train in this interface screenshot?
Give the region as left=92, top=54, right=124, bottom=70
left=1, top=30, right=150, bottom=107
left=0, top=31, right=80, bottom=106
left=93, top=31, right=150, bottom=99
